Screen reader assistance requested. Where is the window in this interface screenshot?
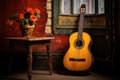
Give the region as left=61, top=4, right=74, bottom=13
left=98, top=0, right=105, bottom=14
left=60, top=0, right=95, bottom=15
left=53, top=0, right=106, bottom=34
left=60, top=0, right=105, bottom=15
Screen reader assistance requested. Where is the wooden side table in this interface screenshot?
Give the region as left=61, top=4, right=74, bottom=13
left=5, top=37, right=55, bottom=80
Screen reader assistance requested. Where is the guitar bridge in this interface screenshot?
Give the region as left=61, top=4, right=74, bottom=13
left=69, top=58, right=86, bottom=62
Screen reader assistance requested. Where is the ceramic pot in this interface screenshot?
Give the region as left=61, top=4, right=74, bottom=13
left=20, top=24, right=35, bottom=38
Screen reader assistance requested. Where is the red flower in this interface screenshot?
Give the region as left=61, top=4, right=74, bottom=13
left=16, top=13, right=24, bottom=20
left=35, top=8, right=40, bottom=14
left=29, top=15, right=37, bottom=22
left=7, top=19, right=14, bottom=26
left=9, top=7, right=40, bottom=26
left=26, top=7, right=35, bottom=14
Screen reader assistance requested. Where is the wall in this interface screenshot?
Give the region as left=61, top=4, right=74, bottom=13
left=114, top=0, right=120, bottom=72
left=0, top=0, right=69, bottom=73
left=0, top=0, right=69, bottom=54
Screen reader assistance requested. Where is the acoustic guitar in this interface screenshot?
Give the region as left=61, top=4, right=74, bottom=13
left=63, top=4, right=93, bottom=71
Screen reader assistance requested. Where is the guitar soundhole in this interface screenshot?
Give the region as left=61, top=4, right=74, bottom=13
left=76, top=40, right=83, bottom=47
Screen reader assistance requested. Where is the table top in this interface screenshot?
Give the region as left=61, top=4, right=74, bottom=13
left=5, top=37, right=55, bottom=41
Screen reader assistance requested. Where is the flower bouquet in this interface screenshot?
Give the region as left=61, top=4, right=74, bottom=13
left=8, top=7, right=41, bottom=37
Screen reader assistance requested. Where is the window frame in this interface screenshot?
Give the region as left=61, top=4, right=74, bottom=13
left=52, top=0, right=106, bottom=34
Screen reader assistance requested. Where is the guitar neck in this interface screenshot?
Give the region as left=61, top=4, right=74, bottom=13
left=77, top=4, right=86, bottom=41
left=77, top=12, right=85, bottom=41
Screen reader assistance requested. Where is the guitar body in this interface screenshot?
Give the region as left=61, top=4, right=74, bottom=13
left=63, top=4, right=93, bottom=71
left=63, top=32, right=93, bottom=71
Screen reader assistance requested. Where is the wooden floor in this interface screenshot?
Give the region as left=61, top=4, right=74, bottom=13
left=0, top=70, right=119, bottom=80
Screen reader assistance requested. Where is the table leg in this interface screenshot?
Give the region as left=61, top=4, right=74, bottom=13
left=46, top=44, right=53, bottom=74
left=26, top=45, right=33, bottom=80
left=8, top=40, right=14, bottom=74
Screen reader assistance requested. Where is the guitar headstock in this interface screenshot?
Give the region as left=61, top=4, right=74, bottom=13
left=80, top=4, right=86, bottom=14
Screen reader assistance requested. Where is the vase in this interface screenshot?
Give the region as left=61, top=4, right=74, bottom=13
left=20, top=24, right=35, bottom=38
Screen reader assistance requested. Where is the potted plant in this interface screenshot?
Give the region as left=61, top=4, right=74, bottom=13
left=8, top=7, right=41, bottom=37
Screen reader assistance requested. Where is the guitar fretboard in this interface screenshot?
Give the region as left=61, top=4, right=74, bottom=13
left=77, top=4, right=86, bottom=41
